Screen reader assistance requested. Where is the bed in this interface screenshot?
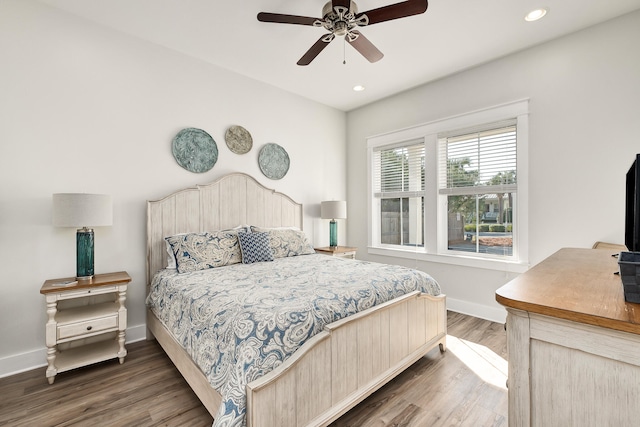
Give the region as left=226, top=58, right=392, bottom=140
left=146, top=173, right=447, bottom=427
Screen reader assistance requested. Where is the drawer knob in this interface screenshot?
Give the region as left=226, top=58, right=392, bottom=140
left=86, top=326, right=93, bottom=331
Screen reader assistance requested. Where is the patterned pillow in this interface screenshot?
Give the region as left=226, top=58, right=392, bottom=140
left=165, top=237, right=183, bottom=269
left=250, top=226, right=315, bottom=258
left=165, top=230, right=242, bottom=273
left=238, top=232, right=274, bottom=264
left=164, top=226, right=249, bottom=269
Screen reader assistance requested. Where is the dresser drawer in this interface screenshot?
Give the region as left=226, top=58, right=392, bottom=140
left=57, top=315, right=118, bottom=340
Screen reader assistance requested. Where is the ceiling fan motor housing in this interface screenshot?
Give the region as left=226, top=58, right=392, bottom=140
left=316, top=1, right=367, bottom=38
left=322, top=1, right=358, bottom=17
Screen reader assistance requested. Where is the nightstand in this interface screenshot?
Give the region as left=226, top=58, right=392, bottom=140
left=39, top=271, right=131, bottom=384
left=314, top=246, right=357, bottom=259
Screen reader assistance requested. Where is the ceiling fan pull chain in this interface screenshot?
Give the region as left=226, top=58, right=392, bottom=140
left=343, top=37, right=346, bottom=64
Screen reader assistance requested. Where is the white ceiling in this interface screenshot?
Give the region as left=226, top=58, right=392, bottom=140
left=41, top=0, right=640, bottom=111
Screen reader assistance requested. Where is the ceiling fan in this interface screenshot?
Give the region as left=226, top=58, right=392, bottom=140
left=257, top=0, right=429, bottom=66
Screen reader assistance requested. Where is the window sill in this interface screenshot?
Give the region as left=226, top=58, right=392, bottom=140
left=367, top=246, right=529, bottom=273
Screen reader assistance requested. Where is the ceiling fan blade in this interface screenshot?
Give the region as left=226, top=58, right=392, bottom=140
left=257, top=12, right=320, bottom=26
left=357, top=0, right=428, bottom=25
left=297, top=34, right=334, bottom=66
left=347, top=31, right=384, bottom=63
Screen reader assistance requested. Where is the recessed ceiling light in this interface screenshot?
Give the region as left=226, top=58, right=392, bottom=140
left=525, top=8, right=548, bottom=22
left=353, top=85, right=365, bottom=92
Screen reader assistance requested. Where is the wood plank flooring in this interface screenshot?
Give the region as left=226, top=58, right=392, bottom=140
left=0, top=312, right=507, bottom=426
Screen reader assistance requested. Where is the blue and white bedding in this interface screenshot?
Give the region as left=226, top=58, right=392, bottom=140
left=146, top=254, right=441, bottom=427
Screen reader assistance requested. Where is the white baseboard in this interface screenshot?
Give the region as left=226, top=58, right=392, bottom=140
left=0, top=348, right=47, bottom=378
left=124, top=323, right=148, bottom=343
left=447, top=298, right=507, bottom=324
left=0, top=324, right=147, bottom=379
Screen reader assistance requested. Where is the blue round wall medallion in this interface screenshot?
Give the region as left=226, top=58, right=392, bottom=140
left=172, top=128, right=218, bottom=173
left=258, top=143, right=290, bottom=180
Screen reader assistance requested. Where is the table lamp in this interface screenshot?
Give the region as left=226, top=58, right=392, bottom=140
left=321, top=200, right=347, bottom=247
left=52, top=193, right=112, bottom=280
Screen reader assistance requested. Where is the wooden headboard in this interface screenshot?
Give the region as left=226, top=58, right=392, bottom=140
left=146, top=173, right=303, bottom=287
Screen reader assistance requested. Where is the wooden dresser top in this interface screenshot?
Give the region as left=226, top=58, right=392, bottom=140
left=496, top=248, right=640, bottom=334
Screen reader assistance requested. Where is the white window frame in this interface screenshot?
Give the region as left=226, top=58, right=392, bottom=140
left=367, top=99, right=529, bottom=272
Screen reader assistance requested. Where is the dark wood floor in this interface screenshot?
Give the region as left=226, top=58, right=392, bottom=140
left=0, top=312, right=507, bottom=426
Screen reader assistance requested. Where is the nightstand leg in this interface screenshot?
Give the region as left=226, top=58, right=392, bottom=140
left=46, top=346, right=56, bottom=384
left=118, top=330, right=126, bottom=364
left=117, top=285, right=127, bottom=363
left=45, top=298, right=58, bottom=384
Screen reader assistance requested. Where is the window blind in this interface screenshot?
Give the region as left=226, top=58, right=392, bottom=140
left=438, top=122, right=517, bottom=196
left=373, top=140, right=425, bottom=199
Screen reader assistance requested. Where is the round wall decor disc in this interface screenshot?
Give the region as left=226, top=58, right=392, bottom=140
left=172, top=128, right=218, bottom=173
left=225, top=125, right=253, bottom=155
left=258, top=143, right=290, bottom=180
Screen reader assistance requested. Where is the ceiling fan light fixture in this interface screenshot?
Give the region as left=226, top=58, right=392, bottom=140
left=334, top=21, right=348, bottom=36
left=524, top=8, right=548, bottom=22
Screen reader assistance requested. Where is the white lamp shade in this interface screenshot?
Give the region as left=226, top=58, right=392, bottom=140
left=52, top=193, right=113, bottom=227
left=321, top=200, right=347, bottom=220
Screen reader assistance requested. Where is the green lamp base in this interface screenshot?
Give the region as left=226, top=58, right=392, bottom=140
left=329, top=220, right=338, bottom=247
left=76, top=228, right=94, bottom=280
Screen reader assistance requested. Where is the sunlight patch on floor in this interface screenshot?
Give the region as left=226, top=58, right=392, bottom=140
left=446, top=334, right=508, bottom=390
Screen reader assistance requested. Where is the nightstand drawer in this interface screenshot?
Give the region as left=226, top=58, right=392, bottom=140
left=57, top=285, right=118, bottom=300
left=57, top=315, right=118, bottom=340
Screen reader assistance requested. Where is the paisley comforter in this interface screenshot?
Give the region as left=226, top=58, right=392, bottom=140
left=146, top=254, right=441, bottom=427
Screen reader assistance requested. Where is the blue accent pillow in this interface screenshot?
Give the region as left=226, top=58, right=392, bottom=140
left=238, top=232, right=274, bottom=264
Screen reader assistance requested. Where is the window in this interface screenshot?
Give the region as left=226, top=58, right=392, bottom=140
left=367, top=100, right=528, bottom=270
left=438, top=121, right=517, bottom=258
left=372, top=141, right=425, bottom=248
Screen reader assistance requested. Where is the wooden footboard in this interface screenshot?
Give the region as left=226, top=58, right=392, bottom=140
left=148, top=291, right=446, bottom=427
left=246, top=291, right=447, bottom=427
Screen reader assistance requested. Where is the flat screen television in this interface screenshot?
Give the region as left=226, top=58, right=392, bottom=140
left=625, top=153, right=640, bottom=251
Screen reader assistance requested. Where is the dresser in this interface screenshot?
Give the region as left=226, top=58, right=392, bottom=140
left=40, top=271, right=131, bottom=384
left=496, top=248, right=640, bottom=426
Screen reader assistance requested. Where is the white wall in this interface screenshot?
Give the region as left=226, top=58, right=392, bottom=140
left=346, top=11, right=640, bottom=322
left=0, top=1, right=346, bottom=376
